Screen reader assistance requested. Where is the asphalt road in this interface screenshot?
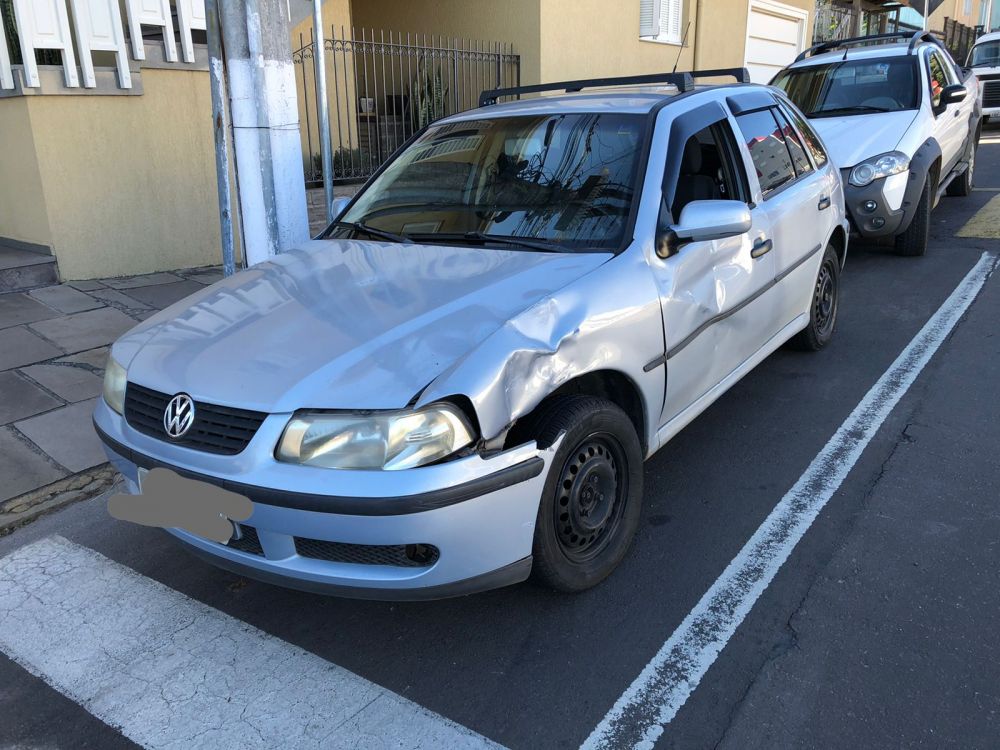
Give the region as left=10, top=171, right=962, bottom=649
left=2, top=129, right=999, bottom=750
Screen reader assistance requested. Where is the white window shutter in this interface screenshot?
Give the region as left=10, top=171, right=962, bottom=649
left=0, top=13, right=13, bottom=90
left=68, top=0, right=132, bottom=88
left=660, top=0, right=683, bottom=43
left=177, top=0, right=207, bottom=64
left=123, top=0, right=177, bottom=62
left=640, top=0, right=660, bottom=37
left=11, top=0, right=80, bottom=87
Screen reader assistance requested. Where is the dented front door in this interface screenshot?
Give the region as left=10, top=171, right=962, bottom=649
left=652, top=204, right=777, bottom=426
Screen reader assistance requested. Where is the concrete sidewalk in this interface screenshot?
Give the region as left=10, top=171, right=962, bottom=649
left=0, top=266, right=224, bottom=533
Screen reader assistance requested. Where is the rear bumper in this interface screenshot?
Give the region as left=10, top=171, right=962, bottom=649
left=94, top=399, right=553, bottom=599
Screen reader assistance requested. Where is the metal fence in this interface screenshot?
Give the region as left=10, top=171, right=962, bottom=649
left=812, top=3, right=918, bottom=44
left=293, top=28, right=520, bottom=186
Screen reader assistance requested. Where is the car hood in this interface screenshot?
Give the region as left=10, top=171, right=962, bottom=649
left=115, top=240, right=610, bottom=414
left=809, top=110, right=918, bottom=168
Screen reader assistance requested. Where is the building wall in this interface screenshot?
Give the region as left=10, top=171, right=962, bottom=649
left=1, top=67, right=230, bottom=280
left=930, top=0, right=987, bottom=29
left=0, top=98, right=52, bottom=252
left=349, top=0, right=542, bottom=86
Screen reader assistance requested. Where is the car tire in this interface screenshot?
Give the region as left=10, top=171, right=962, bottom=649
left=789, top=244, right=840, bottom=352
left=894, top=178, right=931, bottom=257
left=525, top=395, right=643, bottom=593
left=946, top=134, right=977, bottom=198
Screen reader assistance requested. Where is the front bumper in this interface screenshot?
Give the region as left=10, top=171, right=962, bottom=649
left=842, top=171, right=910, bottom=239
left=94, top=398, right=552, bottom=600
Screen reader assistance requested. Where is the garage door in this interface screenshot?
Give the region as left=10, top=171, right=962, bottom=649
left=744, top=0, right=809, bottom=83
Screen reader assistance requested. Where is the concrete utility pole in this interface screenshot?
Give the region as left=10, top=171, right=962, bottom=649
left=311, top=0, right=334, bottom=223
left=217, top=0, right=309, bottom=267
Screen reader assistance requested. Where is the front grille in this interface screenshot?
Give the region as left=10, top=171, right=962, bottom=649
left=984, top=81, right=1000, bottom=108
left=294, top=537, right=440, bottom=568
left=124, top=382, right=267, bottom=455
left=226, top=525, right=264, bottom=556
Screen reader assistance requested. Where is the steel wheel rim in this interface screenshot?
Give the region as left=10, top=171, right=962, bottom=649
left=814, top=257, right=838, bottom=337
left=553, top=432, right=628, bottom=563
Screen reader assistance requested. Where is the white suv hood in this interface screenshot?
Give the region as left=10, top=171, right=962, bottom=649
left=114, top=239, right=609, bottom=414
left=809, top=110, right=918, bottom=168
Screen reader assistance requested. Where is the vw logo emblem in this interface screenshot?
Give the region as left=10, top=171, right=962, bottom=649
left=163, top=393, right=195, bottom=439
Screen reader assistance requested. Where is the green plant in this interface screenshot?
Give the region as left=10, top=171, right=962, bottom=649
left=410, top=56, right=449, bottom=129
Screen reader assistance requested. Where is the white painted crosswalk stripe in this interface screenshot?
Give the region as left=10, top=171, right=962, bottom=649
left=0, top=536, right=503, bottom=750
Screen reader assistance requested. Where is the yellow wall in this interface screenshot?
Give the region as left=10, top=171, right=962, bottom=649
left=0, top=98, right=52, bottom=251
left=930, top=0, right=986, bottom=29
left=10, top=68, right=229, bottom=280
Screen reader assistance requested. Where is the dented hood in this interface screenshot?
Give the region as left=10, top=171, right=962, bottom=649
left=115, top=240, right=610, bottom=413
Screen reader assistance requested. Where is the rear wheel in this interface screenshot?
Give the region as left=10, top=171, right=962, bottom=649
left=894, top=178, right=931, bottom=257
left=525, top=396, right=643, bottom=592
left=946, top=135, right=977, bottom=197
left=789, top=244, right=840, bottom=351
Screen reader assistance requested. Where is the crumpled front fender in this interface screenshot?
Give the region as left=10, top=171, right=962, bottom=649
left=416, top=248, right=666, bottom=451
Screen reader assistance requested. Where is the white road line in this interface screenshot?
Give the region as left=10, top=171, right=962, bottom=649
left=582, top=252, right=999, bottom=750
left=0, top=536, right=503, bottom=750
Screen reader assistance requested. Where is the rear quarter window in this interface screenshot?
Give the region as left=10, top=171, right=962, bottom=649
left=735, top=109, right=796, bottom=196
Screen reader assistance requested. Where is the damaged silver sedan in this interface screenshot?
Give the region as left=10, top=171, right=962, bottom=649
left=94, top=70, right=849, bottom=598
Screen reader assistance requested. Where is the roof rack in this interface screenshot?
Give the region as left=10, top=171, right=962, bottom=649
left=794, top=31, right=943, bottom=63
left=477, top=68, right=751, bottom=107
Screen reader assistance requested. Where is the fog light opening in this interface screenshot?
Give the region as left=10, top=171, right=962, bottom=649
left=863, top=200, right=878, bottom=213
left=871, top=217, right=886, bottom=229
left=405, top=544, right=437, bottom=565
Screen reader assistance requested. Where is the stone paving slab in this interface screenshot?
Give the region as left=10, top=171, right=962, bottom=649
left=0, top=293, right=60, bottom=329
left=67, top=279, right=106, bottom=292
left=117, top=279, right=204, bottom=309
left=88, top=288, right=152, bottom=310
left=15, top=399, right=105, bottom=474
left=19, top=363, right=103, bottom=403
left=0, top=326, right=63, bottom=370
left=0, top=371, right=62, bottom=425
left=0, top=428, right=67, bottom=503
left=28, top=284, right=104, bottom=314
left=101, top=272, right=183, bottom=290
left=54, top=346, right=108, bottom=372
left=28, top=307, right=138, bottom=354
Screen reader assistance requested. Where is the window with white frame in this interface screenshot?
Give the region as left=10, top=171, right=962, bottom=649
left=640, top=0, right=683, bottom=44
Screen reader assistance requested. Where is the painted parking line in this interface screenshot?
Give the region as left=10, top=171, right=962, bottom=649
left=957, top=194, right=1000, bottom=239
left=582, top=252, right=999, bottom=750
left=0, top=536, right=502, bottom=750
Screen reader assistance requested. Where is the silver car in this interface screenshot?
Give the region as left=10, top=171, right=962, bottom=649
left=95, top=69, right=849, bottom=599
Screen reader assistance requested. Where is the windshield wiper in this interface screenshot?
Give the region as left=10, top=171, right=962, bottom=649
left=808, top=105, right=894, bottom=117
left=409, top=231, right=570, bottom=253
left=332, top=221, right=410, bottom=243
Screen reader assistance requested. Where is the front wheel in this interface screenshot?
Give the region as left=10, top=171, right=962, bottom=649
left=525, top=396, right=643, bottom=592
left=788, top=244, right=840, bottom=351
left=894, top=178, right=931, bottom=257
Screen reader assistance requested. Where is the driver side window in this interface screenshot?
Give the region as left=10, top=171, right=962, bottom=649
left=670, top=121, right=748, bottom=220
left=928, top=53, right=949, bottom=108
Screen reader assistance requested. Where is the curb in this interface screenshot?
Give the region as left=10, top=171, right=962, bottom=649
left=0, top=464, right=119, bottom=536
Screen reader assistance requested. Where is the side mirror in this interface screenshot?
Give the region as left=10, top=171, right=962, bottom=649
left=656, top=200, right=751, bottom=258
left=939, top=84, right=967, bottom=108
left=330, top=196, right=352, bottom=221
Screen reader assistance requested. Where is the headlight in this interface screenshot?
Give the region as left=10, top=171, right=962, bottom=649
left=849, top=151, right=910, bottom=187
left=102, top=356, right=127, bottom=414
left=276, top=403, right=475, bottom=470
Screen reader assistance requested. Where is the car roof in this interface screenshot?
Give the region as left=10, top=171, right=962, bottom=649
left=788, top=41, right=920, bottom=69
left=438, top=83, right=759, bottom=123
left=974, top=30, right=1000, bottom=45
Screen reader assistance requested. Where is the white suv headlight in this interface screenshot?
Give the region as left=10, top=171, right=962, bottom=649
left=102, top=355, right=127, bottom=414
left=276, top=403, right=475, bottom=471
left=849, top=151, right=910, bottom=187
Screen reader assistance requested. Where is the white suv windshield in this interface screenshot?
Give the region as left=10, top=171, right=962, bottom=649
left=334, top=113, right=646, bottom=253
left=970, top=41, right=1000, bottom=68
left=772, top=57, right=919, bottom=117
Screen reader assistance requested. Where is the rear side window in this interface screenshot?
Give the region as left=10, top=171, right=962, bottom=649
left=780, top=103, right=828, bottom=167
left=735, top=109, right=796, bottom=196
left=772, top=107, right=813, bottom=177
left=928, top=52, right=952, bottom=107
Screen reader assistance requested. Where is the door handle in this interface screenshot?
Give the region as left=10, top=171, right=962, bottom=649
left=818, top=195, right=832, bottom=211
left=751, top=238, right=773, bottom=259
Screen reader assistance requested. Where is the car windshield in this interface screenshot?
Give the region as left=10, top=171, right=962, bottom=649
left=969, top=41, right=1000, bottom=68
left=330, top=113, right=646, bottom=252
left=772, top=57, right=919, bottom=117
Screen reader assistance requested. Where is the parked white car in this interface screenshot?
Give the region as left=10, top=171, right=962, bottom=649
left=96, top=70, right=848, bottom=599
left=968, top=30, right=1000, bottom=123
left=773, top=32, right=981, bottom=257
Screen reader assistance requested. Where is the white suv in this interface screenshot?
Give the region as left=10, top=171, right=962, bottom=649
left=773, top=32, right=981, bottom=257
left=968, top=30, right=1000, bottom=123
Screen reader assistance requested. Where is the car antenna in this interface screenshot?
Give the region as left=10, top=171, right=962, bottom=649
left=672, top=22, right=693, bottom=74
